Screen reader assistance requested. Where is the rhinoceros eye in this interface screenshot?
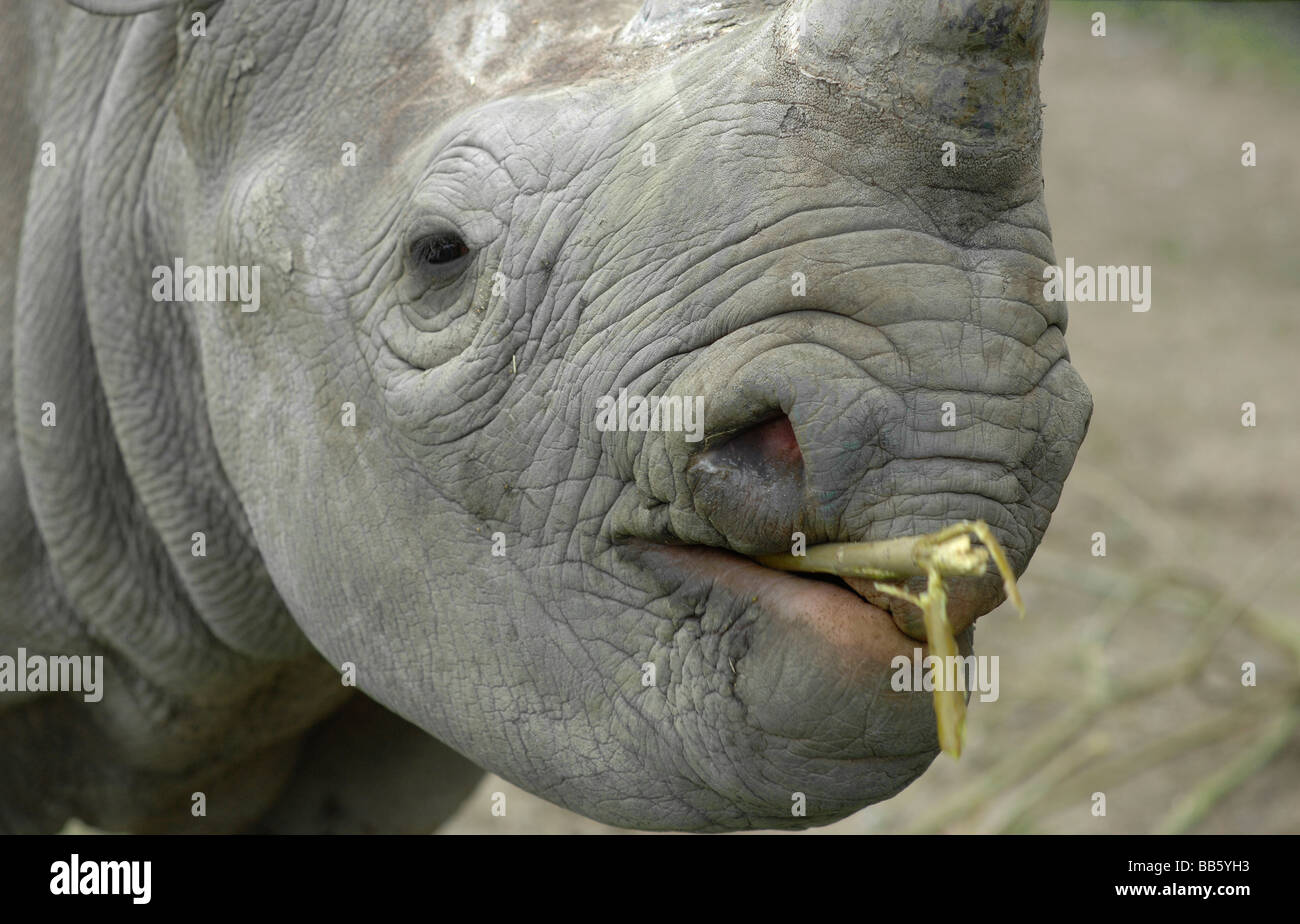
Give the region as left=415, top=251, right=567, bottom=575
left=410, top=231, right=470, bottom=268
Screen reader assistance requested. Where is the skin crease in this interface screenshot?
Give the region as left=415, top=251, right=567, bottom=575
left=0, top=0, right=1092, bottom=832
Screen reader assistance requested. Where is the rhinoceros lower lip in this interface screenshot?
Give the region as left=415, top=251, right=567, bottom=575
left=634, top=541, right=915, bottom=664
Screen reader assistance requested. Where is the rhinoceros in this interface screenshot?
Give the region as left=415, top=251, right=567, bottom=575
left=0, top=0, right=1092, bottom=833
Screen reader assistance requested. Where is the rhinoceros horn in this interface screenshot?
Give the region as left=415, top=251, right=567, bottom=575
left=618, top=0, right=785, bottom=46
left=778, top=0, right=1048, bottom=149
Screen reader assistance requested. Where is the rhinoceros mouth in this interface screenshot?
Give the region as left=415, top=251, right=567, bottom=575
left=617, top=407, right=1009, bottom=645
left=629, top=540, right=912, bottom=666
left=628, top=529, right=1006, bottom=643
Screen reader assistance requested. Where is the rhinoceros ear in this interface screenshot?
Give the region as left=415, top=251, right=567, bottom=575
left=65, top=0, right=176, bottom=14
left=617, top=0, right=783, bottom=46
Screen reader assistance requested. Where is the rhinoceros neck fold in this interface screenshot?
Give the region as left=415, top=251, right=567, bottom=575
left=12, top=11, right=316, bottom=681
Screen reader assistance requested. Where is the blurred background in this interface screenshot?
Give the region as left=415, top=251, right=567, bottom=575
left=441, top=0, right=1300, bottom=833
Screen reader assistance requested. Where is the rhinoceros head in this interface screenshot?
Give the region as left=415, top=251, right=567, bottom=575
left=42, top=0, right=1090, bottom=830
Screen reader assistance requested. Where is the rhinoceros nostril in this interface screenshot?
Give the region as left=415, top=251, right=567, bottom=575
left=692, top=414, right=802, bottom=483
left=685, top=415, right=804, bottom=551
left=749, top=414, right=802, bottom=470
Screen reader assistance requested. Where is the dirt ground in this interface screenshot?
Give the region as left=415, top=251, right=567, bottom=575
left=442, top=3, right=1300, bottom=834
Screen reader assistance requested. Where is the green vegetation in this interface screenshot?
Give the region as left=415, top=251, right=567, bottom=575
left=1056, top=1, right=1300, bottom=90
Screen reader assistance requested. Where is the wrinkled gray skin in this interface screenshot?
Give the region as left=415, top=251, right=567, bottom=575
left=0, top=0, right=1091, bottom=832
